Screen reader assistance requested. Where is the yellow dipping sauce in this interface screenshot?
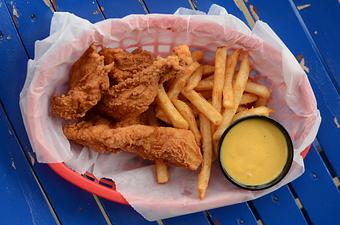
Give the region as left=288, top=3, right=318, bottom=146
left=220, top=118, right=288, bottom=186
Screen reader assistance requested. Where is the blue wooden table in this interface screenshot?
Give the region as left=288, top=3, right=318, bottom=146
left=0, top=0, right=339, bottom=224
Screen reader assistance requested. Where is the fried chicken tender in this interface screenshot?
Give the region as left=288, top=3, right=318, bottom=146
left=96, top=55, right=181, bottom=120
left=172, top=44, right=193, bottom=66
left=63, top=122, right=202, bottom=170
left=51, top=44, right=113, bottom=119
left=100, top=48, right=155, bottom=82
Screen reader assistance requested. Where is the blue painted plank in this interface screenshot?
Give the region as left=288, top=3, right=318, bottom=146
left=0, top=106, right=57, bottom=225
left=208, top=203, right=257, bottom=225
left=54, top=0, right=105, bottom=23
left=193, top=0, right=246, bottom=20
left=100, top=201, right=157, bottom=225
left=0, top=1, right=110, bottom=224
left=291, top=145, right=340, bottom=225
left=248, top=0, right=340, bottom=178
left=144, top=0, right=191, bottom=13
left=252, top=186, right=308, bottom=225
left=97, top=0, right=145, bottom=18
left=292, top=0, right=340, bottom=91
left=4, top=0, right=53, bottom=58
left=163, top=212, right=210, bottom=225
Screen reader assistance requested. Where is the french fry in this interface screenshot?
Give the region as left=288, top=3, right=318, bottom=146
left=232, top=106, right=273, bottom=122
left=240, top=93, right=258, bottom=105
left=167, top=62, right=200, bottom=99
left=192, top=50, right=204, bottom=62
left=245, top=81, right=271, bottom=99
left=213, top=53, right=250, bottom=140
left=195, top=79, right=213, bottom=91
left=236, top=106, right=248, bottom=113
left=155, top=107, right=172, bottom=124
left=223, top=49, right=240, bottom=108
left=203, top=75, right=214, bottom=81
left=147, top=109, right=170, bottom=184
left=157, top=85, right=189, bottom=129
left=155, top=160, right=169, bottom=184
left=202, top=65, right=215, bottom=76
left=255, top=96, right=270, bottom=107
left=212, top=47, right=228, bottom=113
left=185, top=66, right=203, bottom=91
left=198, top=113, right=213, bottom=199
left=172, top=99, right=201, bottom=146
left=182, top=89, right=223, bottom=125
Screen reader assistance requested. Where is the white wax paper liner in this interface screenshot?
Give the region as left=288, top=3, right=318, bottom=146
left=19, top=4, right=321, bottom=221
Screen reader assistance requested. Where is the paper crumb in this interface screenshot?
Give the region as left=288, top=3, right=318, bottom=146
left=43, top=0, right=55, bottom=12
left=298, top=56, right=310, bottom=73
left=28, top=151, right=36, bottom=165
left=249, top=5, right=259, bottom=21
left=297, top=4, right=311, bottom=11
left=334, top=117, right=340, bottom=128
left=12, top=5, right=19, bottom=17
left=11, top=160, right=16, bottom=170
left=296, top=4, right=312, bottom=11
left=314, top=30, right=318, bottom=35
left=93, top=6, right=104, bottom=15
left=12, top=5, right=19, bottom=27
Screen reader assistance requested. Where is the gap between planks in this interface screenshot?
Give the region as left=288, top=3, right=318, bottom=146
left=0, top=100, right=61, bottom=224
left=93, top=195, right=113, bottom=225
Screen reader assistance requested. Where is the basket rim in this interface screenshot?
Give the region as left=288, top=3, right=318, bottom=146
left=47, top=145, right=311, bottom=205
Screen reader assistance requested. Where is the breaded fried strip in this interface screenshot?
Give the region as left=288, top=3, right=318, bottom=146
left=51, top=44, right=113, bottom=119
left=63, top=123, right=202, bottom=170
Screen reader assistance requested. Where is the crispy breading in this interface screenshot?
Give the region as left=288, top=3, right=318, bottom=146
left=100, top=48, right=155, bottom=82
left=51, top=44, right=113, bottom=119
left=96, top=55, right=181, bottom=120
left=63, top=122, right=202, bottom=170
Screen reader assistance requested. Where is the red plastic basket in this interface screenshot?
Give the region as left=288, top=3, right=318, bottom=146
left=48, top=146, right=311, bottom=205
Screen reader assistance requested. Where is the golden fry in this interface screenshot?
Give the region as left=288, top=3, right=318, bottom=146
left=157, top=85, right=189, bottom=129
left=240, top=93, right=258, bottom=105
left=202, top=65, right=215, bottom=76
left=213, top=53, right=250, bottom=140
left=148, top=111, right=170, bottom=184
left=212, top=47, right=227, bottom=113
left=255, top=96, right=270, bottom=107
left=155, top=160, right=169, bottom=184
left=155, top=107, right=171, bottom=124
left=204, top=75, right=214, bottom=81
left=192, top=50, right=204, bottom=62
left=236, top=106, right=248, bottom=113
left=223, top=49, right=240, bottom=108
left=182, top=89, right=223, bottom=125
left=198, top=113, right=213, bottom=199
left=172, top=99, right=202, bottom=146
left=185, top=66, right=203, bottom=91
left=232, top=106, right=273, bottom=122
left=195, top=79, right=213, bottom=91
left=167, top=62, right=200, bottom=99
left=245, top=81, right=271, bottom=99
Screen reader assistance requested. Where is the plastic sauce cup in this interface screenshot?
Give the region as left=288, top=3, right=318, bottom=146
left=218, top=116, right=294, bottom=190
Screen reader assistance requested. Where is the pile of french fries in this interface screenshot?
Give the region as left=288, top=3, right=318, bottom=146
left=154, top=45, right=272, bottom=199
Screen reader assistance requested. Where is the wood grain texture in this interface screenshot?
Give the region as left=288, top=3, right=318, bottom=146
left=292, top=0, right=340, bottom=92
left=97, top=0, right=146, bottom=18
left=252, top=186, right=308, bottom=225
left=249, top=0, right=340, bottom=179
left=144, top=0, right=191, bottom=13
left=291, top=146, right=340, bottom=225
left=0, top=0, right=111, bottom=224
left=0, top=105, right=57, bottom=225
